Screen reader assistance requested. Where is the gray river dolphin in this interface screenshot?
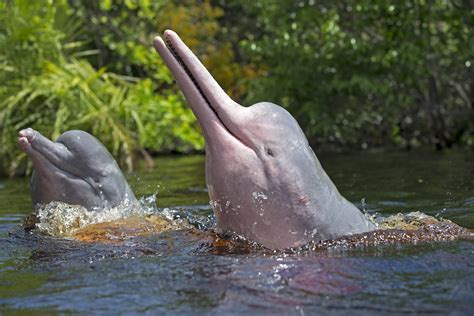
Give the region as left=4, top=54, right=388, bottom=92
left=18, top=128, right=136, bottom=211
left=154, top=30, right=375, bottom=249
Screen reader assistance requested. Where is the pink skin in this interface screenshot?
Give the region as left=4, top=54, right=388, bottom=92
left=18, top=129, right=33, bottom=152
left=153, top=30, right=375, bottom=249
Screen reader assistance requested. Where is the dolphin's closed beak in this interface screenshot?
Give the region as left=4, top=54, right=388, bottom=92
left=18, top=128, right=36, bottom=152
left=153, top=30, right=250, bottom=148
left=18, top=128, right=71, bottom=164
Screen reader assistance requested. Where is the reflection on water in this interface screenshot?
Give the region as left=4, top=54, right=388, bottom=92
left=0, top=151, right=473, bottom=314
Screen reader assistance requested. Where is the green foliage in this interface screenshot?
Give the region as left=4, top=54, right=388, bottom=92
left=0, top=0, right=205, bottom=176
left=69, top=0, right=171, bottom=79
left=220, top=0, right=473, bottom=149
left=71, top=0, right=259, bottom=99
left=124, top=79, right=204, bottom=153
left=0, top=0, right=75, bottom=175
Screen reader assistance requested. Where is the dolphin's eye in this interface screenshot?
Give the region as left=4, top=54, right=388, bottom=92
left=265, top=148, right=274, bottom=157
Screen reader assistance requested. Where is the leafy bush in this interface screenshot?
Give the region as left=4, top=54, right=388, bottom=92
left=0, top=0, right=205, bottom=176
left=218, top=0, right=474, bottom=149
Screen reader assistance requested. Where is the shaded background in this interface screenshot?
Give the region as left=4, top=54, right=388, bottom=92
left=1, top=0, right=472, bottom=176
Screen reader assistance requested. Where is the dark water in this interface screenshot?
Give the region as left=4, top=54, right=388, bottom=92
left=0, top=151, right=473, bottom=315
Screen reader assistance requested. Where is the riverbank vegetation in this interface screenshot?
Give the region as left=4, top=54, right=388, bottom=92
left=1, top=0, right=472, bottom=176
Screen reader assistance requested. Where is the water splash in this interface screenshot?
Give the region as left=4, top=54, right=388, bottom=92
left=376, top=211, right=439, bottom=230
left=159, top=206, right=216, bottom=231
left=290, top=212, right=474, bottom=253
left=360, top=197, right=366, bottom=212
left=32, top=198, right=149, bottom=237
left=24, top=195, right=472, bottom=252
left=25, top=189, right=219, bottom=240
left=209, top=200, right=219, bottom=210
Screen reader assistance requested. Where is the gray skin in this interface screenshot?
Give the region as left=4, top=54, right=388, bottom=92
left=154, top=30, right=375, bottom=249
left=18, top=128, right=136, bottom=211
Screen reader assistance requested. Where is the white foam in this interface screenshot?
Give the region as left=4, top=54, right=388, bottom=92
left=34, top=195, right=158, bottom=237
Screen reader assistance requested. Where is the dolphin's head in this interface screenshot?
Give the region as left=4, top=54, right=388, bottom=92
left=154, top=30, right=374, bottom=249
left=202, top=101, right=329, bottom=250
left=18, top=128, right=135, bottom=210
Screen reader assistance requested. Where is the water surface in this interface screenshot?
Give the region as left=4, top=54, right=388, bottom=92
left=0, top=151, right=473, bottom=314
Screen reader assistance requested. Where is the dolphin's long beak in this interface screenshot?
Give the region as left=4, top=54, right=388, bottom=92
left=18, top=128, right=71, bottom=167
left=153, top=30, right=249, bottom=148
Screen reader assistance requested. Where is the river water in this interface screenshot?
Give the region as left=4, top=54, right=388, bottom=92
left=0, top=151, right=473, bottom=314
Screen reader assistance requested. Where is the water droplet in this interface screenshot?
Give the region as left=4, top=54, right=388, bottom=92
left=361, top=198, right=367, bottom=213
left=252, top=191, right=268, bottom=201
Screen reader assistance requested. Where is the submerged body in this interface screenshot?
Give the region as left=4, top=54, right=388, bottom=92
left=154, top=30, right=375, bottom=249
left=18, top=128, right=136, bottom=211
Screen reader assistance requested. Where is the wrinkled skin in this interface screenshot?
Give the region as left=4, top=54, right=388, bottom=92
left=154, top=30, right=375, bottom=249
left=18, top=128, right=136, bottom=211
